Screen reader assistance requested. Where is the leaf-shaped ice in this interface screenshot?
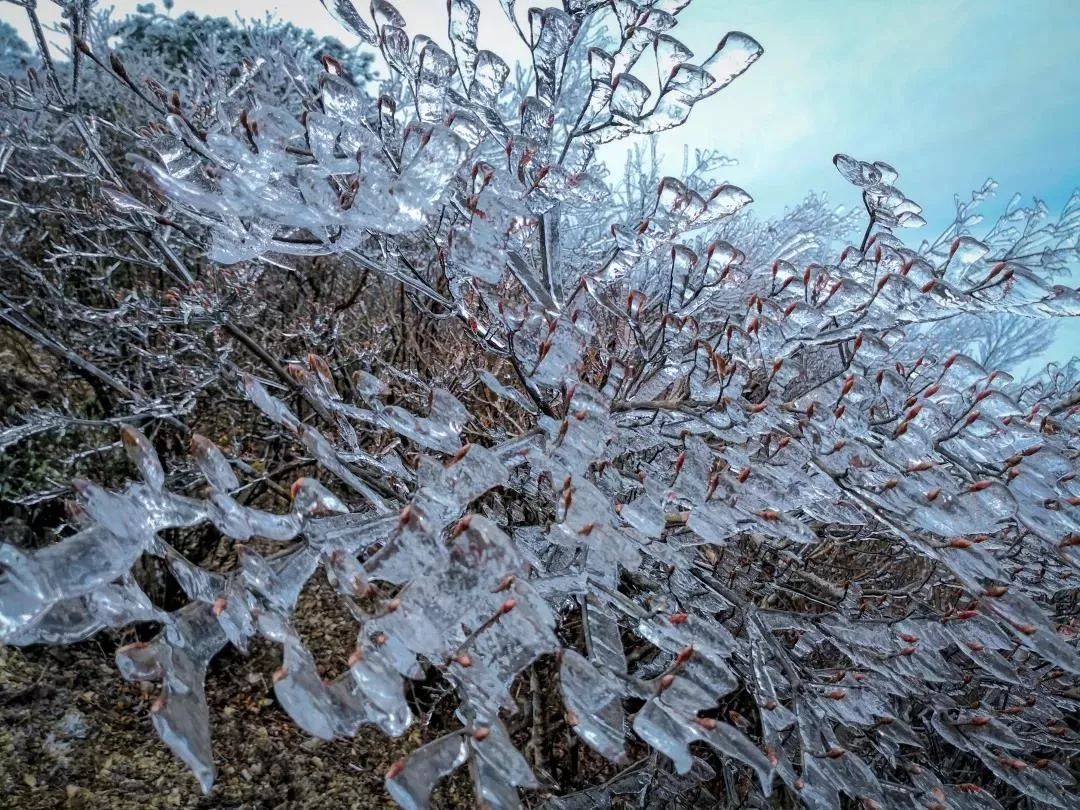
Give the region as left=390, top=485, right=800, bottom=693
left=699, top=31, right=764, bottom=97
left=386, top=731, right=469, bottom=810
left=116, top=604, right=227, bottom=793
left=319, top=0, right=376, bottom=43
left=560, top=649, right=627, bottom=761
left=610, top=74, right=651, bottom=119
left=448, top=0, right=480, bottom=87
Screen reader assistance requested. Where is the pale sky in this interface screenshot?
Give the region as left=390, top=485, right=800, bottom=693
left=4, top=0, right=1077, bottom=370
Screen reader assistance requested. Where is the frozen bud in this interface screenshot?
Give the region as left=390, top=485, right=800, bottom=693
left=121, top=426, right=165, bottom=491
left=291, top=478, right=348, bottom=515
left=447, top=444, right=472, bottom=465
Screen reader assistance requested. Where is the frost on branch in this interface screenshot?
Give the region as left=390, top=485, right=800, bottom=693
left=2, top=0, right=1079, bottom=808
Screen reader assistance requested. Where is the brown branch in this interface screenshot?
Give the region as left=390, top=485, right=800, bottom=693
left=1048, top=390, right=1080, bottom=416
left=0, top=296, right=135, bottom=401
left=223, top=321, right=297, bottom=391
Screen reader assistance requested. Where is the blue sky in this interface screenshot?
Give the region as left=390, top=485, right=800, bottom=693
left=4, top=0, right=1077, bottom=369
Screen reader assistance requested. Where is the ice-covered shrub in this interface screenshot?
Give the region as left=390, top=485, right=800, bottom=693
left=2, top=1, right=1079, bottom=807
